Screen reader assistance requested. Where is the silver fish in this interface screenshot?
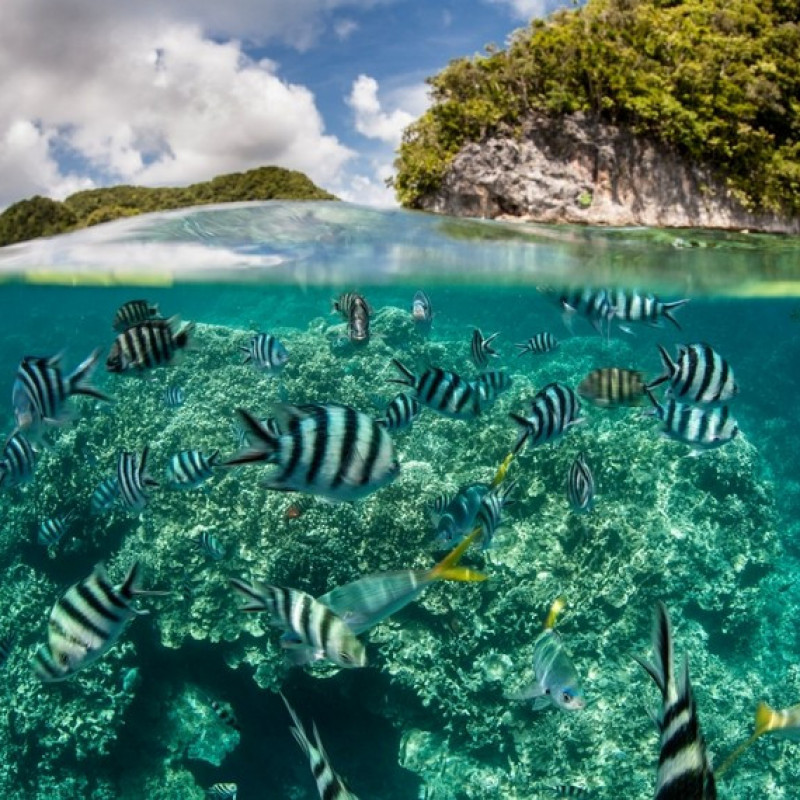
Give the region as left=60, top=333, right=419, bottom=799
left=241, top=333, right=289, bottom=373
left=648, top=343, right=737, bottom=405
left=567, top=453, right=594, bottom=513
left=411, top=290, right=433, bottom=331
left=510, top=383, right=582, bottom=453
left=645, top=389, right=738, bottom=451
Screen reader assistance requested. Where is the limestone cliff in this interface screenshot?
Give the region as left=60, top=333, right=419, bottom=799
left=418, top=113, right=799, bottom=234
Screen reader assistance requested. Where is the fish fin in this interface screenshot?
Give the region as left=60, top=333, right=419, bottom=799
left=662, top=299, right=690, bottom=329
left=222, top=410, right=279, bottom=466
left=544, top=597, right=566, bottom=630
left=68, top=347, right=113, bottom=403
left=530, top=696, right=552, bottom=711
left=229, top=578, right=273, bottom=612
left=429, top=526, right=483, bottom=579
left=505, top=681, right=545, bottom=701
left=389, top=358, right=416, bottom=388
left=636, top=602, right=671, bottom=697
left=281, top=693, right=314, bottom=759
left=509, top=413, right=532, bottom=454
left=207, top=450, right=221, bottom=468
left=755, top=701, right=779, bottom=737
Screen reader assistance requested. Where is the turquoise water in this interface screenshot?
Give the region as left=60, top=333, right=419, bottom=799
left=0, top=202, right=799, bottom=798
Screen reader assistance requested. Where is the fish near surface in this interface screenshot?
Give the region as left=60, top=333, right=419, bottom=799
left=106, top=316, right=194, bottom=374
left=411, top=290, right=433, bottom=332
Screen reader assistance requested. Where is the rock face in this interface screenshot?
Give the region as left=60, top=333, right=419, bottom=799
left=419, top=112, right=800, bottom=233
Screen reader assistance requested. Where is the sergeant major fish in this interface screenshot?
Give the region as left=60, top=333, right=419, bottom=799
left=0, top=632, right=15, bottom=669
left=223, top=404, right=399, bottom=503
left=205, top=783, right=237, bottom=800
left=473, top=370, right=512, bottom=407
left=376, top=392, right=420, bottom=432
left=37, top=511, right=77, bottom=547
left=606, top=289, right=689, bottom=331
left=645, top=389, right=738, bottom=451
left=193, top=531, right=226, bottom=561
left=470, top=328, right=500, bottom=368
left=106, top=316, right=194, bottom=374
left=475, top=479, right=516, bottom=549
left=433, top=483, right=489, bottom=550
left=163, top=386, right=185, bottom=408
left=510, top=383, right=583, bottom=453
left=647, top=343, right=737, bottom=405
left=112, top=299, right=162, bottom=332
left=540, top=287, right=615, bottom=337
left=166, top=449, right=220, bottom=489
left=567, top=453, right=594, bottom=513
left=515, top=332, right=558, bottom=355
left=0, top=431, right=37, bottom=490
left=634, top=602, right=716, bottom=799
left=90, top=477, right=119, bottom=515
left=117, top=448, right=158, bottom=511
left=390, top=359, right=485, bottom=420
left=241, top=333, right=289, bottom=374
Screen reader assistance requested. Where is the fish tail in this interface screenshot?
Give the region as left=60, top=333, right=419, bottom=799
left=544, top=596, right=566, bottom=630
left=223, top=409, right=279, bottom=466
left=175, top=321, right=196, bottom=349
left=139, top=446, right=159, bottom=488
left=208, top=449, right=221, bottom=467
left=388, top=358, right=416, bottom=388
left=281, top=692, right=313, bottom=758
left=68, top=347, right=113, bottom=403
left=490, top=452, right=514, bottom=488
left=230, top=578, right=272, bottom=612
left=429, top=526, right=486, bottom=582
left=755, top=701, right=779, bottom=736
left=633, top=601, right=671, bottom=697
left=509, top=413, right=532, bottom=454
left=662, top=298, right=690, bottom=329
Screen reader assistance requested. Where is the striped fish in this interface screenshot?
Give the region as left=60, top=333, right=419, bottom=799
left=433, top=483, right=489, bottom=550
left=32, top=561, right=156, bottom=681
left=475, top=479, right=516, bottom=549
left=470, top=328, right=500, bottom=368
left=515, top=332, right=558, bottom=355
left=645, top=390, right=738, bottom=451
left=223, top=404, right=399, bottom=503
left=578, top=367, right=647, bottom=408
left=648, top=343, right=737, bottom=405
left=112, top=299, right=161, bottom=331
left=510, top=383, right=583, bottom=453
left=90, top=477, right=119, bottom=515
left=12, top=348, right=111, bottom=433
left=376, top=392, right=420, bottom=431
left=229, top=580, right=366, bottom=668
left=281, top=693, right=359, bottom=800
left=163, top=386, right=185, bottom=408
left=0, top=633, right=15, bottom=669
left=634, top=602, right=717, bottom=800
left=193, top=531, right=225, bottom=561
left=205, top=783, right=237, bottom=800
left=210, top=699, right=241, bottom=731
left=567, top=453, right=594, bottom=513
left=543, top=287, right=615, bottom=336
left=347, top=294, right=370, bottom=345
left=549, top=787, right=593, bottom=797
left=473, top=370, right=512, bottom=407
left=37, top=511, right=77, bottom=547
left=0, top=431, right=37, bottom=490
left=117, top=448, right=158, bottom=511
left=241, top=333, right=289, bottom=373
left=166, top=449, right=220, bottom=489
left=232, top=415, right=280, bottom=448
left=106, top=316, right=194, bottom=374
left=606, top=290, right=689, bottom=330
left=332, top=292, right=369, bottom=319
left=390, top=359, right=484, bottom=419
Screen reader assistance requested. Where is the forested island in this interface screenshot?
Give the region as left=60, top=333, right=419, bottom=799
left=0, top=166, right=336, bottom=247
left=393, top=0, right=800, bottom=231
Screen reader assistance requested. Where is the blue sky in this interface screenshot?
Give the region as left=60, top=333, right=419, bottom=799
left=0, top=0, right=572, bottom=208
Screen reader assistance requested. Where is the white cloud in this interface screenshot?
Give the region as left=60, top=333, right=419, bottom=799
left=346, top=74, right=416, bottom=145
left=334, top=18, right=360, bottom=40
left=487, top=0, right=568, bottom=21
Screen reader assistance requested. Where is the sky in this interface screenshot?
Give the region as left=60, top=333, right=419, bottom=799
left=0, top=0, right=572, bottom=210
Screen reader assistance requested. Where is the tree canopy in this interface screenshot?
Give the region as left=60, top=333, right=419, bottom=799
left=392, top=0, right=800, bottom=216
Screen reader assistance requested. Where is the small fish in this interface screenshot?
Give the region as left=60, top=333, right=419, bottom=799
left=515, top=333, right=558, bottom=355
left=162, top=386, right=185, bottom=408
left=347, top=294, right=370, bottom=345
left=0, top=632, right=16, bottom=669
left=90, top=477, right=120, bottom=515
left=37, top=511, right=77, bottom=547
left=606, top=289, right=689, bottom=330
left=549, top=787, right=593, bottom=798
left=229, top=580, right=366, bottom=668
left=507, top=598, right=585, bottom=712
left=33, top=561, right=161, bottom=681
left=210, top=699, right=241, bottom=732
left=634, top=602, right=716, bottom=799
left=645, top=389, right=738, bottom=451
left=434, top=483, right=489, bottom=550
left=13, top=349, right=111, bottom=433
left=206, top=783, right=237, bottom=800
left=281, top=693, right=359, bottom=800
left=577, top=367, right=647, bottom=408
left=284, top=497, right=313, bottom=520
left=567, top=453, right=594, bottom=513
left=541, top=287, right=615, bottom=337
left=390, top=359, right=484, bottom=419
left=106, top=316, right=194, bottom=374
left=193, top=531, right=225, bottom=561
left=241, top=333, right=289, bottom=373
left=319, top=528, right=486, bottom=635
left=475, top=479, right=516, bottom=549
left=166, top=449, right=220, bottom=489
left=112, top=299, right=162, bottom=331
left=647, top=343, right=737, bottom=405
left=510, top=383, right=583, bottom=453
left=376, top=392, right=420, bottom=431
left=0, top=431, right=37, bottom=490
left=473, top=370, right=512, bottom=407
left=223, top=404, right=399, bottom=503
left=470, top=328, right=500, bottom=368
left=411, top=290, right=433, bottom=331
left=117, top=448, right=159, bottom=511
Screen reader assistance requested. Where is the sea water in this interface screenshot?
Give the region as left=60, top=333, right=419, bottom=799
left=0, top=201, right=798, bottom=799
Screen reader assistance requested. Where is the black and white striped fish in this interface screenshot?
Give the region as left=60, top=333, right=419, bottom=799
left=166, top=449, right=220, bottom=489
left=241, top=333, right=289, bottom=373
left=543, top=287, right=616, bottom=336
left=645, top=389, right=738, bottom=451
left=578, top=367, right=647, bottom=408
left=106, top=317, right=195, bottom=374
left=476, top=479, right=516, bottom=549
left=112, top=299, right=162, bottom=332
left=648, top=343, right=737, bottom=405
left=433, top=483, right=488, bottom=550
left=90, top=477, right=119, bottom=515
left=473, top=370, right=512, bottom=407
left=281, top=693, right=359, bottom=800
left=332, top=292, right=369, bottom=319
left=37, top=511, right=77, bottom=547
left=206, top=783, right=237, bottom=799
left=210, top=699, right=241, bottom=731
left=224, top=404, right=399, bottom=503
left=33, top=561, right=157, bottom=681
left=470, top=328, right=500, bottom=368
left=117, top=448, right=158, bottom=511
left=515, top=332, right=558, bottom=355
left=0, top=633, right=16, bottom=669
left=376, top=392, right=420, bottom=431
left=606, top=290, right=689, bottom=330
left=634, top=602, right=717, bottom=800
left=548, top=786, right=593, bottom=798
left=163, top=386, right=185, bottom=408
left=230, top=580, right=366, bottom=668
left=510, top=383, right=583, bottom=453
left=194, top=531, right=226, bottom=561
left=12, top=349, right=111, bottom=433
left=390, top=359, right=485, bottom=419
left=567, top=453, right=594, bottom=513
left=0, top=431, right=37, bottom=490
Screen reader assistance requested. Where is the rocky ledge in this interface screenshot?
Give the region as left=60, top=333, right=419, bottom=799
left=418, top=112, right=800, bottom=234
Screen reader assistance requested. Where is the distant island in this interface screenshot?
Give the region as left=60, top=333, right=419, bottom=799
left=0, top=166, right=337, bottom=247
left=392, top=0, right=800, bottom=233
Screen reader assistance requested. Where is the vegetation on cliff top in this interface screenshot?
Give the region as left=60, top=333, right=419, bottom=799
left=0, top=166, right=336, bottom=247
left=393, top=0, right=800, bottom=216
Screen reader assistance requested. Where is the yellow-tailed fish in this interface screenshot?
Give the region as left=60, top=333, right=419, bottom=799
left=490, top=451, right=514, bottom=488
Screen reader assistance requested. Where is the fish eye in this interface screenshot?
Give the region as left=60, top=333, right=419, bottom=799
left=562, top=691, right=573, bottom=704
